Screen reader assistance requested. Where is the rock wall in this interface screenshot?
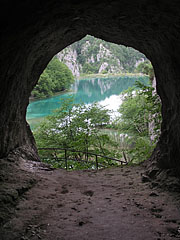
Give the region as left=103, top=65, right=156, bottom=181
left=57, top=47, right=81, bottom=77
left=0, top=0, right=180, bottom=175
left=57, top=35, right=145, bottom=76
left=149, top=77, right=161, bottom=143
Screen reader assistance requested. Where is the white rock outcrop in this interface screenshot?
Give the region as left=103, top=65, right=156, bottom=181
left=57, top=47, right=81, bottom=77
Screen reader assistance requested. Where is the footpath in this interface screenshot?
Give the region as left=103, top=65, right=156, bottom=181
left=0, top=159, right=180, bottom=240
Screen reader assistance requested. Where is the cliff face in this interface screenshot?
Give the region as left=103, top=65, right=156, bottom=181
left=57, top=47, right=81, bottom=77
left=57, top=35, right=146, bottom=77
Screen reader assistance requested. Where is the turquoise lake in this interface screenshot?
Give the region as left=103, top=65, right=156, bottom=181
left=27, top=75, right=148, bottom=128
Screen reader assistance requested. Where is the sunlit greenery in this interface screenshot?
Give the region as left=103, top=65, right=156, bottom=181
left=32, top=56, right=74, bottom=98
left=31, top=46, right=161, bottom=168
left=135, top=60, right=154, bottom=81
left=34, top=97, right=122, bottom=169
left=114, top=78, right=161, bottom=164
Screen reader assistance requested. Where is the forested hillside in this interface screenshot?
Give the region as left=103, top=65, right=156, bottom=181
left=32, top=57, right=74, bottom=98
left=31, top=37, right=147, bottom=99
left=57, top=35, right=147, bottom=76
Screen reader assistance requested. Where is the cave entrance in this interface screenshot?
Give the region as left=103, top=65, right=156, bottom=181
left=1, top=1, right=180, bottom=174
left=27, top=35, right=161, bottom=170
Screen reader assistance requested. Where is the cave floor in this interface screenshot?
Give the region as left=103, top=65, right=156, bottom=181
left=1, top=160, right=180, bottom=240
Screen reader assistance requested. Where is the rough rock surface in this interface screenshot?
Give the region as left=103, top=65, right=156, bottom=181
left=57, top=35, right=144, bottom=76
left=57, top=47, right=81, bottom=77
left=1, top=2, right=180, bottom=238
left=1, top=1, right=180, bottom=175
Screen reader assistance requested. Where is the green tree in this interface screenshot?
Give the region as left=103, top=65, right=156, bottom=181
left=117, top=87, right=149, bottom=137
left=115, top=81, right=161, bottom=164
left=32, top=72, right=53, bottom=98
left=32, top=56, right=74, bottom=98
left=82, top=63, right=98, bottom=74
left=34, top=97, right=121, bottom=169
left=136, top=61, right=154, bottom=81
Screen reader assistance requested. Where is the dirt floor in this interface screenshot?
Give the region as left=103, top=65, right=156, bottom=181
left=0, top=159, right=180, bottom=240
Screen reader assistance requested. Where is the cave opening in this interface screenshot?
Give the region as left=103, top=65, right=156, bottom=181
left=1, top=0, right=180, bottom=175
left=28, top=35, right=160, bottom=170
left=1, top=1, right=180, bottom=237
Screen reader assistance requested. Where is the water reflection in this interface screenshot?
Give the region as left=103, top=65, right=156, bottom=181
left=27, top=75, right=148, bottom=122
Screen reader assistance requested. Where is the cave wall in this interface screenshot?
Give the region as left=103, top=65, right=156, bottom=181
left=1, top=0, right=180, bottom=173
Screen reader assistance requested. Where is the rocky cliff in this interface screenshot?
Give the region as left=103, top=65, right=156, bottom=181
left=57, top=35, right=146, bottom=77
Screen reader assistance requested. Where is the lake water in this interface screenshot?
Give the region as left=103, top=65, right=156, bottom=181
left=27, top=75, right=148, bottom=128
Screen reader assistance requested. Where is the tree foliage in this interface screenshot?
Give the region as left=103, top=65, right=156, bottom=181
left=136, top=61, right=154, bottom=81
left=115, top=80, right=161, bottom=164
left=34, top=97, right=122, bottom=169
left=32, top=57, right=74, bottom=98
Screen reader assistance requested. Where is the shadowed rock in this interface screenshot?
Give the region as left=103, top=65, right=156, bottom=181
left=0, top=0, right=180, bottom=176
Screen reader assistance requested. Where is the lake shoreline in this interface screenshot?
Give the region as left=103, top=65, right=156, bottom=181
left=77, top=72, right=145, bottom=80
left=27, top=75, right=148, bottom=128
left=29, top=73, right=146, bottom=103
left=29, top=89, right=72, bottom=103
